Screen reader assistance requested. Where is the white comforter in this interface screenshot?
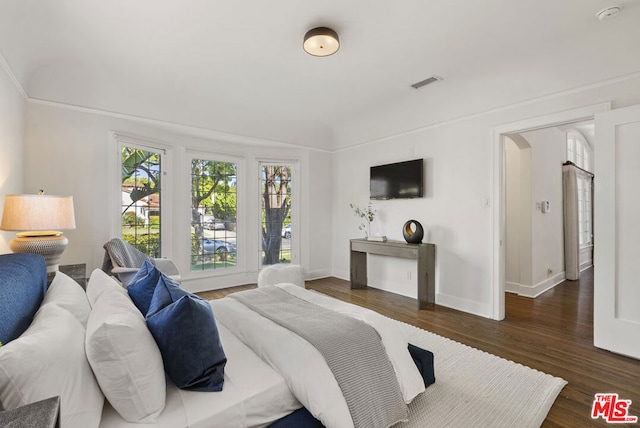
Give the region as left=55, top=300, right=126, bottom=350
left=99, top=322, right=300, bottom=428
left=210, top=283, right=425, bottom=428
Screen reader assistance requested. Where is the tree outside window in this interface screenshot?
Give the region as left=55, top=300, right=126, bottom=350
left=261, top=164, right=292, bottom=265
left=121, top=147, right=162, bottom=257
left=191, top=159, right=237, bottom=272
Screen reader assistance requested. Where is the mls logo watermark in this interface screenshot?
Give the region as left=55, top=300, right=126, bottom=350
left=591, top=393, right=638, bottom=423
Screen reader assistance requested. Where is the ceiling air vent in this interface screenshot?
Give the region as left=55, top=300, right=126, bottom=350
left=410, top=76, right=442, bottom=89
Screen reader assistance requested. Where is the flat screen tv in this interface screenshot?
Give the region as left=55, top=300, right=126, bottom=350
left=370, top=159, right=424, bottom=200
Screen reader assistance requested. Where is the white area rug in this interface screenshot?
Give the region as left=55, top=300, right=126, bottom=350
left=394, top=320, right=567, bottom=428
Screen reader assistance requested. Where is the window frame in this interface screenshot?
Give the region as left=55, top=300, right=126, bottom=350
left=185, top=149, right=245, bottom=278
left=577, top=173, right=593, bottom=247
left=111, top=133, right=173, bottom=259
left=566, top=129, right=594, bottom=248
left=257, top=159, right=300, bottom=269
left=566, top=130, right=593, bottom=172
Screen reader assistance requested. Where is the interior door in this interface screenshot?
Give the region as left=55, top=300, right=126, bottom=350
left=594, top=104, right=640, bottom=359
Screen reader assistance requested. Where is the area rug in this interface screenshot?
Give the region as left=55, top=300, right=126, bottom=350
left=394, top=320, right=567, bottom=428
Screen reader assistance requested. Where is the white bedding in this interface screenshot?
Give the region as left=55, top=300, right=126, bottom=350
left=99, top=323, right=301, bottom=428
left=211, top=283, right=425, bottom=428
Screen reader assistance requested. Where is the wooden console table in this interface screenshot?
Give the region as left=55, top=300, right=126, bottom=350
left=350, top=239, right=435, bottom=309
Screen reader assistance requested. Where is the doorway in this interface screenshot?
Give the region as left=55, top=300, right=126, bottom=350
left=490, top=103, right=610, bottom=320
left=503, top=123, right=594, bottom=301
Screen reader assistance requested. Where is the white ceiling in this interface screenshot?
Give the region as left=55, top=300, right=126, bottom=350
left=1, top=0, right=639, bottom=151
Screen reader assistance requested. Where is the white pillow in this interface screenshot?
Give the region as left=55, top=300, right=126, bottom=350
left=0, top=304, right=104, bottom=428
left=86, top=268, right=127, bottom=307
left=42, top=271, right=91, bottom=327
left=86, top=289, right=166, bottom=422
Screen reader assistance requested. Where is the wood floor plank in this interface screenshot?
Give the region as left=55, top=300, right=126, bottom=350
left=198, top=267, right=639, bottom=427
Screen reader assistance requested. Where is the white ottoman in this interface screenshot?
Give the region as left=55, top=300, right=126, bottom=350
left=257, top=264, right=304, bottom=288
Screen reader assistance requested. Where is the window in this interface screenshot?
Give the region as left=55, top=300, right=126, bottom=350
left=566, top=130, right=593, bottom=247
left=121, top=146, right=163, bottom=257
left=260, top=163, right=293, bottom=266
left=577, top=176, right=593, bottom=246
left=190, top=158, right=238, bottom=272
left=566, top=130, right=592, bottom=172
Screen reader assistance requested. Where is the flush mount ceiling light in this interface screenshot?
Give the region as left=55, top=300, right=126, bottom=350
left=597, top=6, right=622, bottom=20
left=303, top=27, right=340, bottom=57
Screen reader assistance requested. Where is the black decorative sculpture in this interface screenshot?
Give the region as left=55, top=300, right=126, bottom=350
left=402, top=220, right=424, bottom=244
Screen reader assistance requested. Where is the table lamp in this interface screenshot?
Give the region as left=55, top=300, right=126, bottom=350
left=1, top=193, right=76, bottom=273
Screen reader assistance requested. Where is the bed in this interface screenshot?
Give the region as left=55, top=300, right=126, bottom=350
left=0, top=253, right=434, bottom=428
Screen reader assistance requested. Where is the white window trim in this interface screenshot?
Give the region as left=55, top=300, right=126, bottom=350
left=183, top=149, right=246, bottom=278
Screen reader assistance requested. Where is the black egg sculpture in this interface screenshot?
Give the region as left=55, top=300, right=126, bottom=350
left=402, top=220, right=424, bottom=244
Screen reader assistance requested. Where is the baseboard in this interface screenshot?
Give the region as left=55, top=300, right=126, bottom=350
left=435, top=293, right=493, bottom=319
left=332, top=269, right=350, bottom=283
left=181, top=271, right=258, bottom=293
left=332, top=270, right=494, bottom=318
left=505, top=281, right=520, bottom=294
left=579, top=261, right=593, bottom=272
left=305, top=268, right=332, bottom=281
left=516, top=271, right=566, bottom=298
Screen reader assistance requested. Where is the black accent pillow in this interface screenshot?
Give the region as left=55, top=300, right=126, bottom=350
left=408, top=343, right=436, bottom=388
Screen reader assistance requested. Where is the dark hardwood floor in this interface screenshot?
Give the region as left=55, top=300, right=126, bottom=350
left=198, top=267, right=639, bottom=427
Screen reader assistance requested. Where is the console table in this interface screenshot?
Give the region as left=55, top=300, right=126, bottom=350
left=350, top=239, right=435, bottom=309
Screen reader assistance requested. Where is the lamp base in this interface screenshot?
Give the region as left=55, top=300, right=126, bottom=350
left=9, top=234, right=69, bottom=273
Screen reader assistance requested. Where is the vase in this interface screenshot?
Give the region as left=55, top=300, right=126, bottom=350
left=402, top=220, right=424, bottom=244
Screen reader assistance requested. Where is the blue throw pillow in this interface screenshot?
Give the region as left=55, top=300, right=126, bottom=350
left=127, top=261, right=162, bottom=315
left=0, top=254, right=47, bottom=345
left=146, top=275, right=226, bottom=391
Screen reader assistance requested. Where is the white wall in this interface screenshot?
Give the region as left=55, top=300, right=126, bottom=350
left=521, top=127, right=566, bottom=287
left=505, top=137, right=533, bottom=292
left=19, top=72, right=640, bottom=317
left=0, top=62, right=27, bottom=253
left=333, top=120, right=494, bottom=315
left=513, top=127, right=566, bottom=296
left=24, top=102, right=333, bottom=291
left=332, top=74, right=640, bottom=318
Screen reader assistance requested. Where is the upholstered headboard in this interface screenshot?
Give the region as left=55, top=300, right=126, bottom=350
left=0, top=253, right=47, bottom=345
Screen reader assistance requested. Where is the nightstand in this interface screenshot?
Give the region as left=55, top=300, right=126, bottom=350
left=47, top=263, right=87, bottom=289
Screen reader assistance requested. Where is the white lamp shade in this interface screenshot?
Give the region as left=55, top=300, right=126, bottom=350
left=1, top=194, right=76, bottom=232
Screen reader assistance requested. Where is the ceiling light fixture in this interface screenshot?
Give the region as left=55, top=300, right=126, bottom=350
left=303, top=27, right=340, bottom=57
left=596, top=6, right=621, bottom=20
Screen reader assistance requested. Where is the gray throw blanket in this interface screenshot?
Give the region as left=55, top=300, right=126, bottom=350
left=230, top=287, right=408, bottom=428
left=102, top=238, right=153, bottom=274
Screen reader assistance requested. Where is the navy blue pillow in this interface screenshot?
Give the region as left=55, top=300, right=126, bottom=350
left=408, top=343, right=435, bottom=388
left=127, top=261, right=162, bottom=314
left=146, top=274, right=226, bottom=391
left=0, top=254, right=47, bottom=345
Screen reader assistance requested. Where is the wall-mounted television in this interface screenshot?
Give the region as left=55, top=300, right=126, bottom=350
left=370, top=158, right=424, bottom=200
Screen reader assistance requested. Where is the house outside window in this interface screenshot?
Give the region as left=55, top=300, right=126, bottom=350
left=121, top=145, right=163, bottom=257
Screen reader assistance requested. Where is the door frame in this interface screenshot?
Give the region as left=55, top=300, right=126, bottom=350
left=489, top=102, right=611, bottom=320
